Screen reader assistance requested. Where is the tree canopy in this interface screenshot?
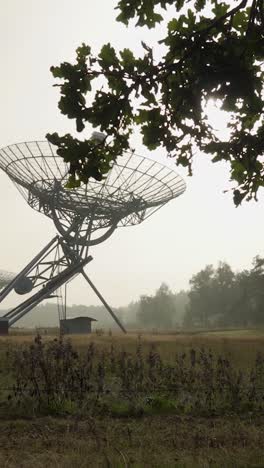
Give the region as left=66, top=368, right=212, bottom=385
left=47, top=0, right=264, bottom=205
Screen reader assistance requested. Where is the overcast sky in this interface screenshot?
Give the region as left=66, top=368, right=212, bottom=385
left=1, top=0, right=264, bottom=316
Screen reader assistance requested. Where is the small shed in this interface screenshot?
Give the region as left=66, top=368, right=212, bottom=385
left=60, top=316, right=97, bottom=335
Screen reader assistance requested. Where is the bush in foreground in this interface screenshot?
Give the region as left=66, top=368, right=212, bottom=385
left=3, top=335, right=264, bottom=417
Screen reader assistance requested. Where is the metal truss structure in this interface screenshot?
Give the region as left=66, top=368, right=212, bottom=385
left=0, top=140, right=186, bottom=332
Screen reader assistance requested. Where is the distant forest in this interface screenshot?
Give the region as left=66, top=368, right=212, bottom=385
left=1, top=255, right=264, bottom=330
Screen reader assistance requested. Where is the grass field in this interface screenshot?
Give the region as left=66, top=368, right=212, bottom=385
left=1, top=329, right=264, bottom=467
left=4, top=327, right=264, bottom=365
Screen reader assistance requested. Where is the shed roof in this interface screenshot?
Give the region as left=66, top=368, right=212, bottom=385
left=63, top=316, right=97, bottom=322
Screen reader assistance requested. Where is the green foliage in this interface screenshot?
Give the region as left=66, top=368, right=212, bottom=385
left=48, top=1, right=264, bottom=204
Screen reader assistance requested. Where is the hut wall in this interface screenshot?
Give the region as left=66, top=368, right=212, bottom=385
left=60, top=318, right=92, bottom=334
left=0, top=318, right=9, bottom=335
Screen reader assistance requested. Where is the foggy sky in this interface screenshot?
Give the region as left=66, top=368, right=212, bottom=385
left=1, top=0, right=264, bottom=312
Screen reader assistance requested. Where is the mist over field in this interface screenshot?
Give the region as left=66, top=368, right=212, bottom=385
left=1, top=255, right=263, bottom=331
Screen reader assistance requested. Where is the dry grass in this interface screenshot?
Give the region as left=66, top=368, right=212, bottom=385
left=1, top=415, right=264, bottom=467
left=2, top=328, right=264, bottom=369
left=66, top=328, right=264, bottom=367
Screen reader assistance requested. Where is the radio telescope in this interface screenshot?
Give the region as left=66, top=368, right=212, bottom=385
left=0, top=139, right=186, bottom=333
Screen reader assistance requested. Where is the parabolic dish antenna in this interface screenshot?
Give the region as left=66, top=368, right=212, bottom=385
left=0, top=140, right=186, bottom=333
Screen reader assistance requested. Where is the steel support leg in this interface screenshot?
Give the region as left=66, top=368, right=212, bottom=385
left=81, top=270, right=127, bottom=334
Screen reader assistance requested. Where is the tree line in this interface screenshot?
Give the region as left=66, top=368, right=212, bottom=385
left=184, top=256, right=264, bottom=328
left=128, top=256, right=264, bottom=329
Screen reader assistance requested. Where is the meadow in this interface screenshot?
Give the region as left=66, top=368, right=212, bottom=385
left=1, top=329, right=264, bottom=467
